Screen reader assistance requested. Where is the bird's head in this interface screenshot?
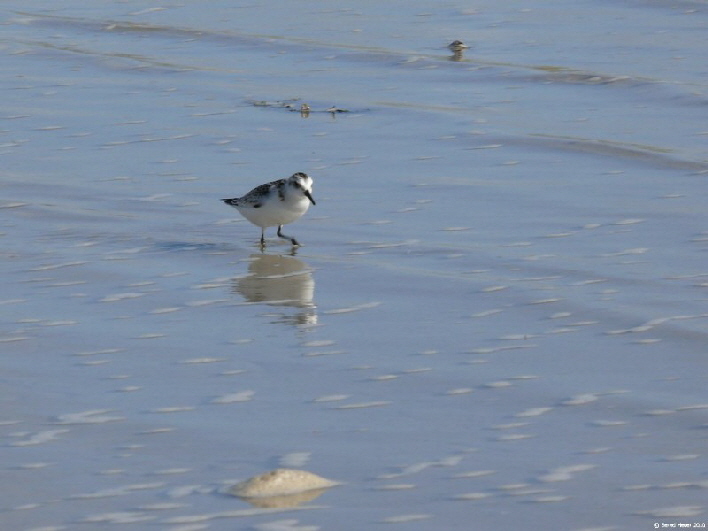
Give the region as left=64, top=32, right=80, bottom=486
left=289, top=172, right=316, bottom=205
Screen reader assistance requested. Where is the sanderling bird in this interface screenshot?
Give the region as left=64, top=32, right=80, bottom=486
left=222, top=172, right=316, bottom=247
left=447, top=40, right=470, bottom=52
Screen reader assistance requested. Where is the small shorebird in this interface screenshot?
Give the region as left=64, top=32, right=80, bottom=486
left=447, top=40, right=470, bottom=61
left=222, top=172, right=315, bottom=247
left=448, top=40, right=470, bottom=52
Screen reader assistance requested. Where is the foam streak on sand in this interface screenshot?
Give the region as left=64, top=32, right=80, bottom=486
left=54, top=410, right=125, bottom=424
left=9, top=430, right=69, bottom=447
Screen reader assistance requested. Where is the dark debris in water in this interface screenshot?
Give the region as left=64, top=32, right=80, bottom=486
left=247, top=99, right=358, bottom=117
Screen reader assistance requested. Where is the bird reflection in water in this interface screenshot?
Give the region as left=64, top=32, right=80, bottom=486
left=233, top=253, right=316, bottom=325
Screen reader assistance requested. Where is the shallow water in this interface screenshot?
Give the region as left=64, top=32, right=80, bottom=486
left=2, top=1, right=708, bottom=530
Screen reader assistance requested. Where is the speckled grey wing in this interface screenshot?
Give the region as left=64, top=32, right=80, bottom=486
left=222, top=179, right=284, bottom=208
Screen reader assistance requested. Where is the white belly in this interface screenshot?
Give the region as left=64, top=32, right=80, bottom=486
left=236, top=195, right=311, bottom=228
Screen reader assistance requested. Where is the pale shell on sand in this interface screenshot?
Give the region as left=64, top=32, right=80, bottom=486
left=229, top=468, right=339, bottom=504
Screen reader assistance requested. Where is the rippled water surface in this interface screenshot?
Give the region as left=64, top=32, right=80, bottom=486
left=2, top=1, right=708, bottom=530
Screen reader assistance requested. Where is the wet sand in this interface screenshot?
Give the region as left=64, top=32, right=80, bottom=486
left=2, top=1, right=708, bottom=530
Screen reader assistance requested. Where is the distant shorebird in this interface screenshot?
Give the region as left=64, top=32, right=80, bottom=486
left=222, top=172, right=315, bottom=247
left=448, top=40, right=470, bottom=61
left=448, top=40, right=470, bottom=52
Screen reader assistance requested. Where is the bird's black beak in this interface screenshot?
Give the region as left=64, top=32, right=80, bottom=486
left=305, top=190, right=316, bottom=205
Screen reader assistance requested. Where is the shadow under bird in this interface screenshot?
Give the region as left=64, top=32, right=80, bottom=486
left=222, top=172, right=316, bottom=247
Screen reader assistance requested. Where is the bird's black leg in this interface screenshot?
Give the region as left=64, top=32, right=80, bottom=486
left=260, top=229, right=266, bottom=247
left=277, top=225, right=300, bottom=247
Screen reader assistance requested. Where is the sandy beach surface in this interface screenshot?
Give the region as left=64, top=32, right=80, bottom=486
left=2, top=1, right=708, bottom=530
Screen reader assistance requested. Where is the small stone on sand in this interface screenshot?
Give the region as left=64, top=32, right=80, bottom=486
left=229, top=469, right=339, bottom=498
